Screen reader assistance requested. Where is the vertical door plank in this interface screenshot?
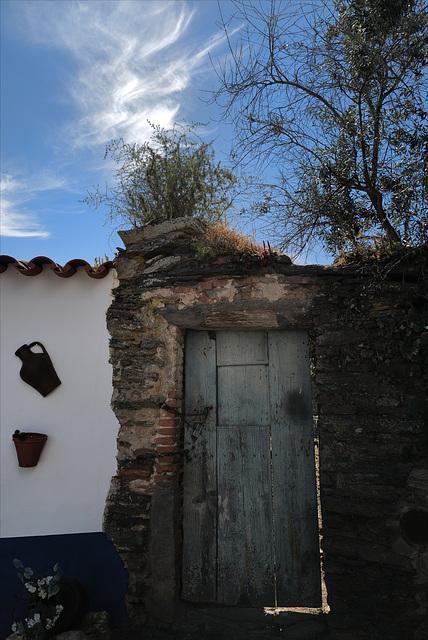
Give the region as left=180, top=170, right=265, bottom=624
left=182, top=330, right=217, bottom=602
left=216, top=331, right=275, bottom=607
left=217, top=424, right=275, bottom=606
left=216, top=425, right=244, bottom=605
left=269, top=330, right=321, bottom=606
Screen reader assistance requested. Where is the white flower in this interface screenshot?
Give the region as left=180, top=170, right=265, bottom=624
left=37, top=578, right=45, bottom=587
left=45, top=575, right=53, bottom=584
left=46, top=608, right=63, bottom=631
left=38, top=588, right=47, bottom=599
left=11, top=622, right=18, bottom=633
left=25, top=618, right=35, bottom=628
left=33, top=613, right=41, bottom=623
left=25, top=582, right=37, bottom=593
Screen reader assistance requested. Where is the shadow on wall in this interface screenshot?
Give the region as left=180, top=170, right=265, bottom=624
left=0, top=532, right=128, bottom=640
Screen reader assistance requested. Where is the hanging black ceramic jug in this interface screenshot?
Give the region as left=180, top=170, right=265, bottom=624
left=15, top=342, right=61, bottom=397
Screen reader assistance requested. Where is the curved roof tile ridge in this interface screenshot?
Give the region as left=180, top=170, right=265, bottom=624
left=0, top=255, right=114, bottom=279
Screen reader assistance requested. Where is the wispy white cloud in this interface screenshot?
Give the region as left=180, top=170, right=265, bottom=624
left=16, top=0, right=226, bottom=149
left=0, top=210, right=50, bottom=239
left=0, top=173, right=68, bottom=238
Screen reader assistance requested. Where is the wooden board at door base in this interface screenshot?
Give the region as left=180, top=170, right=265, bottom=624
left=182, top=330, right=321, bottom=608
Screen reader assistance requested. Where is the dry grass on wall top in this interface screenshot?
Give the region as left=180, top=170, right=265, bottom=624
left=196, top=217, right=276, bottom=261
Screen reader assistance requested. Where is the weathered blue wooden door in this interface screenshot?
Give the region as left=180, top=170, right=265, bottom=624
left=182, top=330, right=321, bottom=607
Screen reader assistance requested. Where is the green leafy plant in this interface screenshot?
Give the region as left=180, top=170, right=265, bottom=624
left=93, top=255, right=110, bottom=268
left=12, top=559, right=64, bottom=640
left=83, top=121, right=239, bottom=230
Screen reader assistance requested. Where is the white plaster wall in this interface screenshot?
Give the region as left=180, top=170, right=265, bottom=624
left=0, top=267, right=119, bottom=538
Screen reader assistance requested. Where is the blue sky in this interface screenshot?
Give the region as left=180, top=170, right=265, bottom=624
left=0, top=0, right=331, bottom=265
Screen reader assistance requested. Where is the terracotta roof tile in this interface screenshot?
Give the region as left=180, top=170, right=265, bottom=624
left=0, top=255, right=114, bottom=279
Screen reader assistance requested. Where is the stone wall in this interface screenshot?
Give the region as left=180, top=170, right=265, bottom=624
left=104, top=219, right=428, bottom=639
left=312, top=268, right=428, bottom=640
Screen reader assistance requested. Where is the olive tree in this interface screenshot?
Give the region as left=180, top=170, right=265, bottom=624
left=213, top=0, right=428, bottom=257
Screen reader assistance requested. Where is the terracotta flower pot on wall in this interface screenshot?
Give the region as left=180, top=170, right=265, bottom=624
left=12, top=431, right=48, bottom=467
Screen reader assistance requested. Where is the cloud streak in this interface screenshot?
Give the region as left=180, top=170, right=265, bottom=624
left=0, top=173, right=69, bottom=238
left=0, top=210, right=50, bottom=239
left=17, top=0, right=225, bottom=149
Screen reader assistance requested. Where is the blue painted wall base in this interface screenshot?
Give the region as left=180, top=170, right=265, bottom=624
left=0, top=532, right=129, bottom=640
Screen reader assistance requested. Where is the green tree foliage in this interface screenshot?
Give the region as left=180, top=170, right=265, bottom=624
left=83, top=121, right=239, bottom=228
left=214, top=0, right=428, bottom=258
